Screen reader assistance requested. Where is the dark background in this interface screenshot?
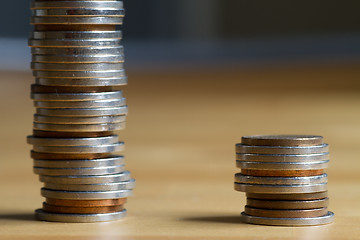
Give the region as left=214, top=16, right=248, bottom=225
left=1, top=0, right=360, bottom=71
left=2, top=0, right=360, bottom=39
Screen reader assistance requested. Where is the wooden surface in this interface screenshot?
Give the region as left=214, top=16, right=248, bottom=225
left=0, top=63, right=360, bottom=239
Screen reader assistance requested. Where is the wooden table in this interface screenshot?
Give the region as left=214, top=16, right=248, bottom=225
left=1, top=63, right=360, bottom=239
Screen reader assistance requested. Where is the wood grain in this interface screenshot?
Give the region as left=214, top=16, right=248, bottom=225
left=0, top=63, right=360, bottom=239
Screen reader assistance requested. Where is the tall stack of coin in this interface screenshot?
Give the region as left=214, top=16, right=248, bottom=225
left=27, top=0, right=135, bottom=222
left=234, top=135, right=334, bottom=226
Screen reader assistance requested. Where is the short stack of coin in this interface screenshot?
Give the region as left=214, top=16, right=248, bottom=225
left=234, top=135, right=334, bottom=226
left=27, top=0, right=135, bottom=222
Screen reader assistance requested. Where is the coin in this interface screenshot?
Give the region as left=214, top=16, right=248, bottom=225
left=45, top=198, right=127, bottom=207
left=31, top=31, right=122, bottom=39
left=234, top=182, right=328, bottom=194
left=35, top=208, right=127, bottom=223
left=41, top=188, right=133, bottom=200
left=32, top=54, right=124, bottom=63
left=43, top=202, right=124, bottom=214
left=236, top=160, right=330, bottom=170
left=31, top=62, right=124, bottom=71
left=36, top=106, right=128, bottom=117
left=39, top=171, right=131, bottom=184
left=32, top=151, right=111, bottom=160
left=33, top=9, right=125, bottom=17
left=33, top=122, right=126, bottom=132
left=240, top=211, right=334, bottom=226
left=31, top=91, right=123, bottom=101
left=244, top=206, right=328, bottom=218
left=34, top=98, right=126, bottom=108
left=241, top=169, right=324, bottom=177
left=246, top=191, right=328, bottom=200
left=33, top=70, right=125, bottom=78
left=34, top=165, right=125, bottom=176
left=31, top=84, right=121, bottom=93
left=32, top=130, right=114, bottom=138
left=236, top=153, right=330, bottom=162
left=234, top=173, right=327, bottom=185
left=29, top=39, right=122, bottom=47
left=31, top=46, right=124, bottom=55
left=241, top=135, right=324, bottom=146
left=34, top=155, right=124, bottom=168
left=246, top=198, right=329, bottom=209
left=44, top=179, right=136, bottom=191
left=35, top=77, right=128, bottom=86
left=31, top=1, right=123, bottom=9
left=27, top=135, right=118, bottom=146
left=34, top=115, right=126, bottom=124
left=236, top=144, right=329, bottom=154
left=34, top=25, right=116, bottom=32
left=31, top=17, right=123, bottom=25
left=33, top=122, right=125, bottom=132
left=32, top=142, right=124, bottom=153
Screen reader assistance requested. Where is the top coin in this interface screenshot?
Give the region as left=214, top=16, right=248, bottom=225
left=241, top=135, right=324, bottom=146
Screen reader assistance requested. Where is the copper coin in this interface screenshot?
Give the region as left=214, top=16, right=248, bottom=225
left=33, top=130, right=114, bottom=138
left=34, top=25, right=116, bottom=32
left=43, top=202, right=124, bottom=214
left=241, top=169, right=324, bottom=177
left=244, top=206, right=328, bottom=218
left=31, top=84, right=121, bottom=94
left=246, top=198, right=329, bottom=209
left=31, top=150, right=111, bottom=160
left=246, top=191, right=328, bottom=201
left=241, top=135, right=324, bottom=146
left=45, top=198, right=127, bottom=207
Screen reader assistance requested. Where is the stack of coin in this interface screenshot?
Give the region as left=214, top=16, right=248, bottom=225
left=234, top=135, right=334, bottom=226
left=27, top=0, right=135, bottom=223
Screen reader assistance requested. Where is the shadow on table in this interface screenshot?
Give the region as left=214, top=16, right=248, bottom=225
left=182, top=215, right=246, bottom=224
left=0, top=213, right=35, bottom=222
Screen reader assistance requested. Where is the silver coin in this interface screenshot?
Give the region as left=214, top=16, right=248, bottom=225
left=236, top=144, right=329, bottom=154
left=33, top=70, right=125, bottom=78
left=29, top=39, right=122, bottom=47
left=41, top=188, right=132, bottom=200
left=31, top=91, right=123, bottom=101
left=31, top=46, right=123, bottom=55
left=33, top=122, right=126, bottom=132
left=32, top=142, right=124, bottom=153
left=31, top=1, right=123, bottom=9
left=234, top=173, right=328, bottom=185
left=36, top=106, right=127, bottom=117
left=35, top=77, right=127, bottom=86
left=34, top=155, right=124, bottom=168
left=236, top=153, right=329, bottom=162
left=32, top=54, right=124, bottom=63
left=31, top=62, right=124, bottom=71
left=44, top=179, right=135, bottom=191
left=35, top=209, right=127, bottom=223
left=34, top=114, right=126, bottom=124
left=34, top=98, right=126, bottom=108
left=31, top=16, right=123, bottom=25
left=240, top=211, right=334, bottom=226
left=234, top=182, right=328, bottom=194
left=31, top=31, right=122, bottom=39
left=39, top=171, right=131, bottom=184
left=27, top=135, right=118, bottom=146
left=236, top=160, right=330, bottom=170
left=34, top=165, right=125, bottom=176
left=33, top=9, right=124, bottom=17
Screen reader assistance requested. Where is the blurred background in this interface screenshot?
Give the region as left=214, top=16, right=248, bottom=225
left=1, top=0, right=360, bottom=70
left=0, top=0, right=360, bottom=238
